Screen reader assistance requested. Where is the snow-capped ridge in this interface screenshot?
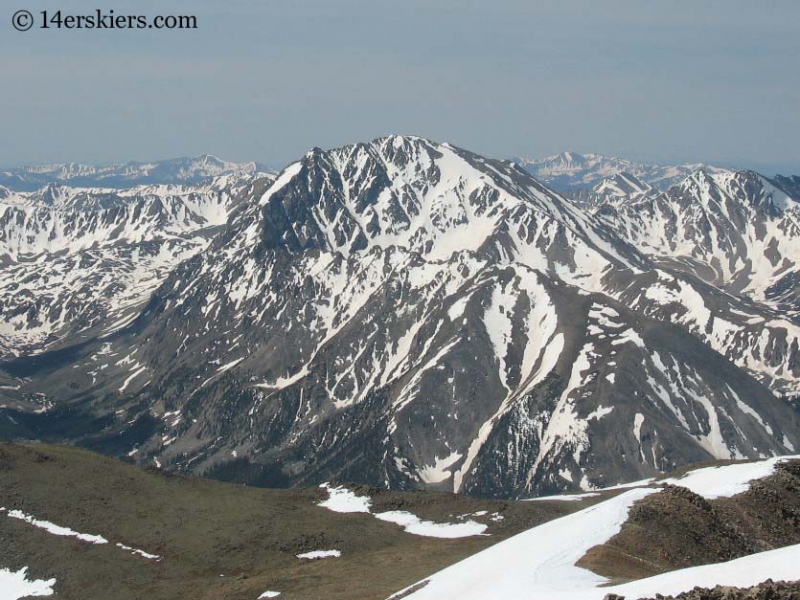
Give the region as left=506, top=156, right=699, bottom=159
left=518, top=151, right=724, bottom=191
left=0, top=154, right=271, bottom=191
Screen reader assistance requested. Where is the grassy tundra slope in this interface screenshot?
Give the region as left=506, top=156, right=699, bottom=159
left=0, top=442, right=585, bottom=600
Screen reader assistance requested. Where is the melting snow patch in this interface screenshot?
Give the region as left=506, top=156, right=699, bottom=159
left=598, top=477, right=657, bottom=491
left=374, top=511, right=488, bottom=538
left=258, top=592, right=281, bottom=599
left=296, top=549, right=341, bottom=560
left=115, top=543, right=162, bottom=561
left=317, top=483, right=371, bottom=513
left=0, top=567, right=56, bottom=599
left=611, top=328, right=645, bottom=348
left=586, top=405, right=614, bottom=421
left=317, top=484, right=488, bottom=538
left=6, top=510, right=108, bottom=544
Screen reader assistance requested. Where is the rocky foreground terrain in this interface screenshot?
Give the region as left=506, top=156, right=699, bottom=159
left=612, top=579, right=800, bottom=600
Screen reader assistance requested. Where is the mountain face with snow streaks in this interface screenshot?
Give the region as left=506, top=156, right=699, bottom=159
left=0, top=175, right=269, bottom=359
left=1, top=137, right=799, bottom=499
left=595, top=169, right=800, bottom=399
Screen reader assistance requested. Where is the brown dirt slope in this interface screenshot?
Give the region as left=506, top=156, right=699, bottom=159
left=580, top=461, right=800, bottom=583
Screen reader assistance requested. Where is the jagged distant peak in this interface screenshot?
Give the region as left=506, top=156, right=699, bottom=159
left=593, top=171, right=654, bottom=200
left=516, top=151, right=724, bottom=192
left=0, top=154, right=271, bottom=192
left=671, top=168, right=799, bottom=213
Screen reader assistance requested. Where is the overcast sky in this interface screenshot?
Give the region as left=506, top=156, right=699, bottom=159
left=3, top=0, right=799, bottom=173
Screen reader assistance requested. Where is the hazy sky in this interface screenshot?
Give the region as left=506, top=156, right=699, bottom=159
left=3, top=0, right=799, bottom=173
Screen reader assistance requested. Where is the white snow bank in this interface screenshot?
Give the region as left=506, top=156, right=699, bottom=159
left=605, top=544, right=800, bottom=599
left=660, top=455, right=800, bottom=499
left=115, top=543, right=162, bottom=561
left=317, top=484, right=488, bottom=538
left=257, top=592, right=281, bottom=599
left=391, top=487, right=654, bottom=599
left=0, top=567, right=55, bottom=600
left=391, top=455, right=800, bottom=600
left=598, top=477, right=656, bottom=491
left=296, top=549, right=341, bottom=559
left=317, top=483, right=371, bottom=513
left=374, top=511, right=488, bottom=539
left=5, top=509, right=108, bottom=544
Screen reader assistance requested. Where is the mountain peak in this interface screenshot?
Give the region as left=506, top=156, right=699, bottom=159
left=590, top=171, right=654, bottom=204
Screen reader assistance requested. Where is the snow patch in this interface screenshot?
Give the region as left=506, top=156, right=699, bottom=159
left=661, top=455, right=800, bottom=499
left=374, top=511, right=488, bottom=538
left=296, top=549, right=341, bottom=560
left=6, top=510, right=108, bottom=544
left=115, top=543, right=162, bottom=561
left=317, top=483, right=371, bottom=513
left=0, top=567, right=55, bottom=599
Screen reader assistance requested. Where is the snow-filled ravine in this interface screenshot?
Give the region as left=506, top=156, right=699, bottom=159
left=389, top=456, right=800, bottom=600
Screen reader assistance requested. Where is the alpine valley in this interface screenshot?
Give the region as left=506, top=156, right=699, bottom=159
left=2, top=137, right=800, bottom=501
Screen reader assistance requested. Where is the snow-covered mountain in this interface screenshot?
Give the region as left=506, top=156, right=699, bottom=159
left=593, top=169, right=800, bottom=398
left=517, top=151, right=723, bottom=192
left=589, top=171, right=655, bottom=204
left=596, top=170, right=800, bottom=302
left=0, top=174, right=272, bottom=358
left=0, top=155, right=272, bottom=192
left=2, top=136, right=799, bottom=501
left=564, top=171, right=658, bottom=209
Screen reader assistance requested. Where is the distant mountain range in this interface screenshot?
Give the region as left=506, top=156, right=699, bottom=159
left=516, top=151, right=727, bottom=192
left=0, top=150, right=757, bottom=194
left=1, top=138, right=799, bottom=501
left=0, top=155, right=272, bottom=192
